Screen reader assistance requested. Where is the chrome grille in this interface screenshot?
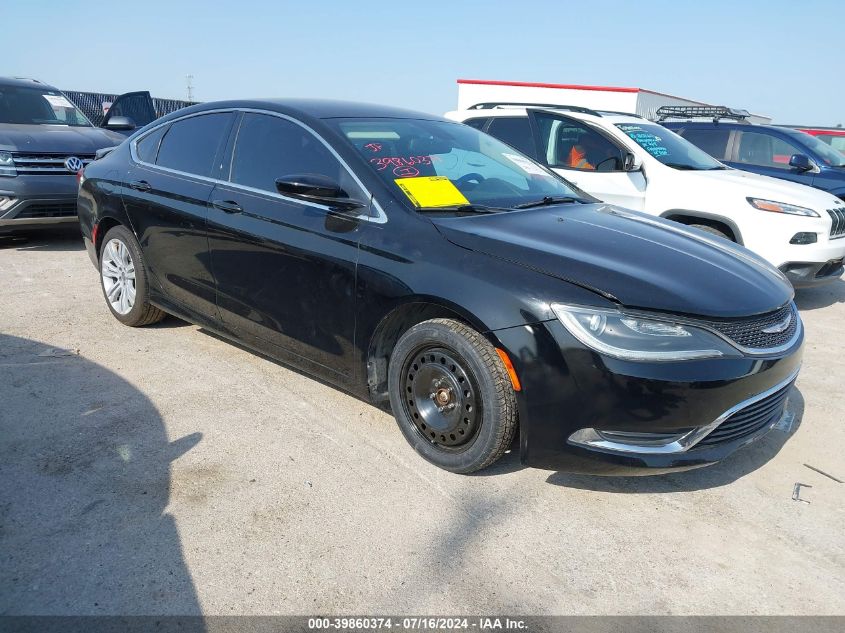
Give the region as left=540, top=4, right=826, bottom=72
left=10, top=152, right=94, bottom=175
left=829, top=207, right=845, bottom=239
left=700, top=303, right=798, bottom=351
left=698, top=380, right=793, bottom=446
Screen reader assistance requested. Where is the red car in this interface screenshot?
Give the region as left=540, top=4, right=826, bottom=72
left=793, top=127, right=845, bottom=155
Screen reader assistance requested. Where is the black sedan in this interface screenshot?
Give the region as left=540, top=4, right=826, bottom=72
left=77, top=99, right=803, bottom=474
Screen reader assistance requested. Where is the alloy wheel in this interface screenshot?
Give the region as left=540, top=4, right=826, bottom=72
left=101, top=238, right=136, bottom=315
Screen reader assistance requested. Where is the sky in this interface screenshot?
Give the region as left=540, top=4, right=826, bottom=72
left=4, top=0, right=844, bottom=126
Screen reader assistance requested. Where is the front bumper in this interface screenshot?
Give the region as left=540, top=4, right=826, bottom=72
left=780, top=258, right=844, bottom=287
left=493, top=318, right=803, bottom=475
left=0, top=174, right=79, bottom=232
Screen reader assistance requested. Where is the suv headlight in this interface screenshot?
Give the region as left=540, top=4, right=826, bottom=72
left=747, top=197, right=819, bottom=217
left=551, top=304, right=741, bottom=361
left=0, top=151, right=16, bottom=177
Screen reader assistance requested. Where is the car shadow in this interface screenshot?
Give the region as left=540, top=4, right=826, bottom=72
left=0, top=226, right=85, bottom=252
left=545, top=387, right=805, bottom=493
left=0, top=333, right=204, bottom=622
left=794, top=277, right=845, bottom=310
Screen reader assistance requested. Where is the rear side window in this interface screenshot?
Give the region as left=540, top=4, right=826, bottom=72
left=486, top=117, right=537, bottom=158
left=230, top=113, right=363, bottom=198
left=156, top=113, right=232, bottom=176
left=463, top=118, right=488, bottom=130
left=135, top=125, right=168, bottom=164
left=678, top=128, right=731, bottom=160
left=735, top=131, right=802, bottom=169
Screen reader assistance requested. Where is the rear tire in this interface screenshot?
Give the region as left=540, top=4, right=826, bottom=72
left=388, top=318, right=517, bottom=473
left=99, top=225, right=165, bottom=327
left=689, top=223, right=732, bottom=242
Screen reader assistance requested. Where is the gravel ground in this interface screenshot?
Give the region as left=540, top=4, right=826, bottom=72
left=1, top=228, right=843, bottom=616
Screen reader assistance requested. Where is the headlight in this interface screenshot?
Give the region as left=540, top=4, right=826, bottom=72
left=747, top=197, right=819, bottom=217
left=0, top=151, right=16, bottom=177
left=551, top=304, right=741, bottom=362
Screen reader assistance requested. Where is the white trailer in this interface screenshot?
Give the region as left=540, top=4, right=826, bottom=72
left=456, top=79, right=771, bottom=124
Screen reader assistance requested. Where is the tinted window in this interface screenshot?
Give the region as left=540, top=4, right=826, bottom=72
left=678, top=128, right=731, bottom=160
left=463, top=118, right=488, bottom=130
left=486, top=117, right=537, bottom=158
left=534, top=112, right=624, bottom=171
left=156, top=113, right=232, bottom=176
left=135, top=125, right=168, bottom=164
left=735, top=131, right=802, bottom=169
left=231, top=113, right=363, bottom=198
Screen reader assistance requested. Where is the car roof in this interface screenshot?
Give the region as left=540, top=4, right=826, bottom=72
left=0, top=76, right=59, bottom=90
left=180, top=98, right=445, bottom=123
left=450, top=106, right=643, bottom=125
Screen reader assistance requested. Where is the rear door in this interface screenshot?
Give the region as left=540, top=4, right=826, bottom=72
left=122, top=111, right=235, bottom=323
left=101, top=91, right=158, bottom=131
left=527, top=110, right=647, bottom=209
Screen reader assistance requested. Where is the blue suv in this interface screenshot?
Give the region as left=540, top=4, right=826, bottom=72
left=658, top=106, right=845, bottom=202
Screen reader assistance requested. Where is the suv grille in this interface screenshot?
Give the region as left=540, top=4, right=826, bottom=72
left=829, top=207, right=845, bottom=239
left=698, top=380, right=793, bottom=447
left=17, top=203, right=77, bottom=219
left=700, top=303, right=798, bottom=351
left=11, top=152, right=94, bottom=175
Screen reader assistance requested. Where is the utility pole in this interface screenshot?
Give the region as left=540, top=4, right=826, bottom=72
left=186, top=74, right=194, bottom=102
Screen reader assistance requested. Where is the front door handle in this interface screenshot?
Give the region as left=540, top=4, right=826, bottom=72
left=129, top=180, right=151, bottom=192
left=211, top=199, right=243, bottom=214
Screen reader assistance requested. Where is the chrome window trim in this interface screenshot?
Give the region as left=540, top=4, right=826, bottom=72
left=568, top=366, right=800, bottom=455
left=129, top=107, right=387, bottom=224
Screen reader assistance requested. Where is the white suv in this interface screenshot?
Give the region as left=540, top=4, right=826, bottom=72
left=445, top=104, right=845, bottom=286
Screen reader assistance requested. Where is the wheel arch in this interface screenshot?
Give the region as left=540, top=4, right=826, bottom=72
left=365, top=297, right=498, bottom=403
left=93, top=215, right=125, bottom=261
left=660, top=209, right=743, bottom=244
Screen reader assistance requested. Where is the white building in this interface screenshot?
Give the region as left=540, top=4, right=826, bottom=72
left=456, top=79, right=771, bottom=124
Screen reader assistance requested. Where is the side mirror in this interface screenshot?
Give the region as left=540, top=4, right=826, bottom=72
left=788, top=154, right=813, bottom=172
left=622, top=152, right=640, bottom=171
left=103, top=116, right=136, bottom=131
left=275, top=174, right=366, bottom=211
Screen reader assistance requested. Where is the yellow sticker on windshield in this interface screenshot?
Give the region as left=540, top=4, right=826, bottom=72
left=395, top=176, right=469, bottom=208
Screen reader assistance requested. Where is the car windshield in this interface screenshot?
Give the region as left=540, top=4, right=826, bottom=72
left=782, top=129, right=845, bottom=167
left=0, top=85, right=91, bottom=127
left=331, top=118, right=590, bottom=211
left=616, top=122, right=724, bottom=170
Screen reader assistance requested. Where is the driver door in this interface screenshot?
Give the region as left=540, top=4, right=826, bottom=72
left=100, top=91, right=158, bottom=133
left=527, top=110, right=647, bottom=210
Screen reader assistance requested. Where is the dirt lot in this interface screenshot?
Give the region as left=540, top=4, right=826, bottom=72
left=1, top=228, right=843, bottom=616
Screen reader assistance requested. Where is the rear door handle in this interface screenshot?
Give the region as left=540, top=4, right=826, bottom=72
left=129, top=180, right=151, bottom=192
left=211, top=199, right=243, bottom=214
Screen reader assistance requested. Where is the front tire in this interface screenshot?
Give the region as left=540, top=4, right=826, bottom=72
left=388, top=318, right=517, bottom=473
left=689, top=223, right=732, bottom=241
left=99, top=225, right=165, bottom=327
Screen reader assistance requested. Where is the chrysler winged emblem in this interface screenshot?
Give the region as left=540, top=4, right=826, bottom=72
left=762, top=313, right=792, bottom=334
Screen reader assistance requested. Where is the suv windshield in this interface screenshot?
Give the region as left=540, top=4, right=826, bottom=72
left=782, top=128, right=845, bottom=167
left=0, top=85, right=91, bottom=127
left=331, top=118, right=590, bottom=211
left=617, top=123, right=724, bottom=170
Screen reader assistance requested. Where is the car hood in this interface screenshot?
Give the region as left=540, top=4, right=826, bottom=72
left=0, top=124, right=125, bottom=153
left=684, top=167, right=842, bottom=208
left=432, top=203, right=793, bottom=319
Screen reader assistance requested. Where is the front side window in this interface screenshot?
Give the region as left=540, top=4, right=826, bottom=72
left=677, top=128, right=731, bottom=160
left=780, top=129, right=845, bottom=167
left=735, top=131, right=803, bottom=169
left=155, top=113, right=232, bottom=177
left=331, top=118, right=588, bottom=211
left=534, top=113, right=623, bottom=171
left=617, top=123, right=725, bottom=170
left=229, top=113, right=364, bottom=199
left=0, top=85, right=91, bottom=127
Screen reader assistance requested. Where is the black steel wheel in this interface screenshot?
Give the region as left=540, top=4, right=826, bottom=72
left=388, top=318, right=517, bottom=473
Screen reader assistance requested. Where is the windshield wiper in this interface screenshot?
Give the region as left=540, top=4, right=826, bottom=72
left=663, top=163, right=700, bottom=170
left=417, top=204, right=510, bottom=215
left=512, top=196, right=583, bottom=209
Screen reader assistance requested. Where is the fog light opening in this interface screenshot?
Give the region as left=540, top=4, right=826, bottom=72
left=789, top=232, right=818, bottom=245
